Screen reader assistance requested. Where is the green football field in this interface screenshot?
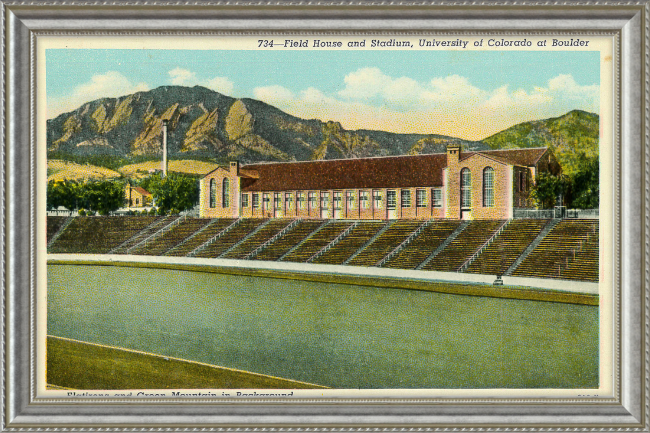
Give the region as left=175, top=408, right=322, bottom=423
left=47, top=263, right=599, bottom=389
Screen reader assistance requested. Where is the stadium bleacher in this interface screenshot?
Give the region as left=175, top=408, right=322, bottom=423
left=194, top=219, right=268, bottom=258
left=281, top=221, right=353, bottom=263
left=111, top=216, right=176, bottom=254
left=222, top=219, right=295, bottom=259
left=47, top=216, right=69, bottom=245
left=465, top=219, right=550, bottom=276
left=132, top=218, right=213, bottom=256
left=46, top=216, right=600, bottom=282
left=48, top=216, right=161, bottom=254
left=422, top=220, right=506, bottom=272
left=345, top=221, right=422, bottom=267
left=382, top=220, right=462, bottom=269
left=165, top=218, right=236, bottom=257
left=312, top=221, right=387, bottom=265
left=512, top=219, right=599, bottom=281
left=252, top=220, right=325, bottom=261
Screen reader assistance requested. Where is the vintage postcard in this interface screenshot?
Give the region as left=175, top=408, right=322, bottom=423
left=39, top=34, right=613, bottom=399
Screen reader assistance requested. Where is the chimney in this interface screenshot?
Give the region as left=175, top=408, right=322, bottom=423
left=230, top=161, right=239, bottom=176
left=162, top=119, right=168, bottom=177
left=447, top=145, right=460, bottom=167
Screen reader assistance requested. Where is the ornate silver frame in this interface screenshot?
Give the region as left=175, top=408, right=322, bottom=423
left=4, top=1, right=646, bottom=429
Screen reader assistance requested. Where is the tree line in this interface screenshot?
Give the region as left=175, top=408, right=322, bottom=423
left=530, top=155, right=599, bottom=209
left=47, top=173, right=199, bottom=215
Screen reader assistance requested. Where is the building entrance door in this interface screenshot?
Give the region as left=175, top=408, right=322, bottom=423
left=387, top=190, right=397, bottom=219
left=333, top=191, right=342, bottom=219
left=320, top=192, right=331, bottom=219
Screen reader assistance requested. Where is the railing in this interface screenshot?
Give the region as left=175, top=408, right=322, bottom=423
left=127, top=215, right=185, bottom=253
left=457, top=219, right=510, bottom=273
left=246, top=219, right=301, bottom=260
left=566, top=208, right=599, bottom=219
left=554, top=231, right=594, bottom=277
left=307, top=222, right=358, bottom=263
left=188, top=218, right=241, bottom=257
left=513, top=208, right=556, bottom=219
left=375, top=219, right=432, bottom=267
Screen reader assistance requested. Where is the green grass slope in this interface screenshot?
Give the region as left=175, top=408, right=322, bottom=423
left=482, top=110, right=599, bottom=176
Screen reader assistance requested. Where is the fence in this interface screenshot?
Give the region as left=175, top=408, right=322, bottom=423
left=514, top=207, right=599, bottom=220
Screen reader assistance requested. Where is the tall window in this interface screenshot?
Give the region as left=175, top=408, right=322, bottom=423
left=252, top=193, right=260, bottom=209
left=432, top=189, right=442, bottom=208
left=222, top=178, right=230, bottom=208
left=460, top=168, right=471, bottom=208
left=373, top=190, right=383, bottom=209
left=209, top=179, right=216, bottom=208
left=263, top=193, right=270, bottom=211
left=401, top=190, right=411, bottom=208
left=483, top=167, right=495, bottom=207
left=321, top=192, right=330, bottom=209
left=308, top=192, right=317, bottom=209
left=274, top=192, right=282, bottom=210
left=285, top=193, right=293, bottom=210
left=297, top=192, right=306, bottom=209
left=386, top=190, right=397, bottom=210
left=360, top=191, right=369, bottom=209
left=346, top=190, right=355, bottom=209
left=333, top=191, right=342, bottom=210
left=241, top=193, right=249, bottom=208
left=416, top=189, right=427, bottom=208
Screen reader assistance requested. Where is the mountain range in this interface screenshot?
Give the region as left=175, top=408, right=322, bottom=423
left=47, top=85, right=599, bottom=175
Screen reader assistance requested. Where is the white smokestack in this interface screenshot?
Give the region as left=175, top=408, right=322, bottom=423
left=162, top=119, right=168, bottom=177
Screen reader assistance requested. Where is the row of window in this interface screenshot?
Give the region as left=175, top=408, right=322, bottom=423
left=210, top=166, right=499, bottom=210
left=239, top=189, right=444, bottom=210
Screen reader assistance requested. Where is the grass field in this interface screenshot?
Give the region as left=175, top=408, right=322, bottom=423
left=47, top=160, right=121, bottom=182
left=118, top=160, right=220, bottom=179
left=48, top=263, right=599, bottom=389
left=47, top=336, right=325, bottom=390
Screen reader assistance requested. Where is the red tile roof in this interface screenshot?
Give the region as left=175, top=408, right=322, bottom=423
left=132, top=186, right=152, bottom=196
left=222, top=147, right=549, bottom=192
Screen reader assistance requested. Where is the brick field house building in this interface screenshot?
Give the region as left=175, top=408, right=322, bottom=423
left=124, top=184, right=153, bottom=208
left=199, top=146, right=561, bottom=220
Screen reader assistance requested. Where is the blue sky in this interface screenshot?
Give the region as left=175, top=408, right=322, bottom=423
left=46, top=49, right=600, bottom=140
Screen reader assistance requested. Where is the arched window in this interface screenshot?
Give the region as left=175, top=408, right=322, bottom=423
left=460, top=168, right=471, bottom=208
left=483, top=167, right=494, bottom=207
left=222, top=178, right=230, bottom=208
left=209, top=179, right=216, bottom=208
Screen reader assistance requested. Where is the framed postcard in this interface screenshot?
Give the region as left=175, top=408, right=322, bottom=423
left=4, top=0, right=647, bottom=429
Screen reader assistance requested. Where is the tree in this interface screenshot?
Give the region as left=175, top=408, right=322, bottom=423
left=146, top=173, right=199, bottom=212
left=81, top=180, right=125, bottom=214
left=530, top=172, right=571, bottom=209
left=569, top=156, right=599, bottom=209
left=47, top=180, right=83, bottom=211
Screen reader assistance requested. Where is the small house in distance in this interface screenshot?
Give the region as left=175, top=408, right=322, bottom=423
left=124, top=184, right=153, bottom=208
left=199, top=146, right=561, bottom=220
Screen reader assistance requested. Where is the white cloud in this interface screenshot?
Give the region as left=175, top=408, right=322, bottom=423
left=169, top=67, right=197, bottom=86
left=168, top=68, right=235, bottom=95
left=48, top=71, right=149, bottom=119
left=255, top=68, right=600, bottom=140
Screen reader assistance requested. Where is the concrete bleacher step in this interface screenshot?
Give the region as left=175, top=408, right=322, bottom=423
left=503, top=218, right=561, bottom=276
left=218, top=219, right=273, bottom=258
left=375, top=220, right=433, bottom=267
left=165, top=219, right=220, bottom=256
left=457, top=219, right=510, bottom=272
left=342, top=220, right=394, bottom=265
left=415, top=220, right=470, bottom=270
left=278, top=220, right=331, bottom=261
left=47, top=216, right=75, bottom=249
left=189, top=218, right=241, bottom=257
left=126, top=216, right=184, bottom=254
left=308, top=221, right=359, bottom=263
left=108, top=217, right=169, bottom=254
left=245, top=219, right=301, bottom=260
